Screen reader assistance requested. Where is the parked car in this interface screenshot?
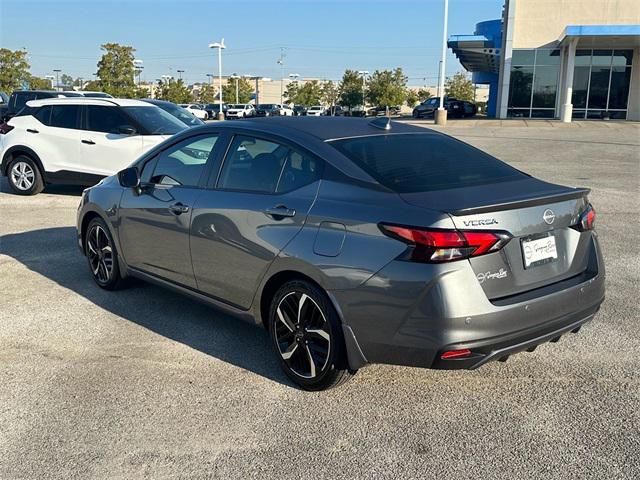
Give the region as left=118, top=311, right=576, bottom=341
left=255, top=104, right=281, bottom=117
left=0, top=97, right=187, bottom=195
left=141, top=99, right=204, bottom=127
left=1, top=90, right=83, bottom=122
left=76, top=117, right=604, bottom=391
left=293, top=105, right=307, bottom=116
left=306, top=105, right=326, bottom=116
left=278, top=104, right=294, bottom=116
left=412, top=97, right=464, bottom=119
left=324, top=105, right=346, bottom=116
left=226, top=104, right=255, bottom=119
left=204, top=103, right=228, bottom=119
left=367, top=106, right=401, bottom=117
left=179, top=103, right=209, bottom=120
left=462, top=100, right=478, bottom=117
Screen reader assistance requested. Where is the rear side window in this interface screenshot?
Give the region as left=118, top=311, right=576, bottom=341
left=50, top=105, right=81, bottom=129
left=329, top=134, right=526, bottom=193
left=87, top=105, right=132, bottom=133
left=34, top=106, right=52, bottom=124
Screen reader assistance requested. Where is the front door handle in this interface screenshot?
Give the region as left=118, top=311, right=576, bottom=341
left=81, top=139, right=95, bottom=145
left=264, top=205, right=296, bottom=219
left=169, top=202, right=190, bottom=215
left=27, top=128, right=39, bottom=134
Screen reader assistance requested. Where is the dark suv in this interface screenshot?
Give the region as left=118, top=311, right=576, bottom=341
left=412, top=97, right=465, bottom=119
left=0, top=90, right=82, bottom=122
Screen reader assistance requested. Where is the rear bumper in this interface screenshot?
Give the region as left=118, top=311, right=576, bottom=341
left=332, top=234, right=605, bottom=371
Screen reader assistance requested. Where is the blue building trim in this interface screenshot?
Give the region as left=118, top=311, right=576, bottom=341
left=562, top=24, right=640, bottom=39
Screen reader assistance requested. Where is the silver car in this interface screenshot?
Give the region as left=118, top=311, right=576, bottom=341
left=76, top=117, right=605, bottom=390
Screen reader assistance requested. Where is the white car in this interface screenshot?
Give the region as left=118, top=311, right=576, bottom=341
left=179, top=104, right=208, bottom=120
left=0, top=97, right=187, bottom=195
left=226, top=104, right=255, bottom=118
left=306, top=105, right=326, bottom=116
left=278, top=104, right=294, bottom=116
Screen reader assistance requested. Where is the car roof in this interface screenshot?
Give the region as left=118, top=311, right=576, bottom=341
left=25, top=97, right=155, bottom=107
left=224, top=116, right=429, bottom=141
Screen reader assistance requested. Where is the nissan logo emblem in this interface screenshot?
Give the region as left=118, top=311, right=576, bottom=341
left=543, top=209, right=556, bottom=225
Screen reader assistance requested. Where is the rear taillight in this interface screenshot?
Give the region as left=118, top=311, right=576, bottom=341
left=380, top=223, right=512, bottom=263
left=0, top=122, right=14, bottom=134
left=573, top=204, right=596, bottom=231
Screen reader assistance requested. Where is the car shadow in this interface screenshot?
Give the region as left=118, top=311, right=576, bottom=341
left=1, top=226, right=293, bottom=387
left=0, top=177, right=84, bottom=196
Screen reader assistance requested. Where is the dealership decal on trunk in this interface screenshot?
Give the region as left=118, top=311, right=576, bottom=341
left=476, top=268, right=508, bottom=284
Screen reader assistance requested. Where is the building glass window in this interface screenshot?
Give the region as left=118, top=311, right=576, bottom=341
left=570, top=49, right=632, bottom=120
left=507, top=49, right=559, bottom=118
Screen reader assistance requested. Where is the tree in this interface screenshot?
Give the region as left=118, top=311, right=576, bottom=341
left=321, top=81, right=340, bottom=107
left=445, top=72, right=474, bottom=101
left=156, top=79, right=192, bottom=104
left=416, top=88, right=432, bottom=102
left=406, top=89, right=419, bottom=107
left=284, top=81, right=299, bottom=104
left=82, top=79, right=102, bottom=92
left=288, top=80, right=322, bottom=106
left=198, top=84, right=217, bottom=104
left=96, top=43, right=137, bottom=97
left=223, top=77, right=253, bottom=104
left=338, top=69, right=363, bottom=112
left=0, top=48, right=30, bottom=92
left=60, top=73, right=74, bottom=88
left=27, top=75, right=52, bottom=90
left=366, top=68, right=407, bottom=108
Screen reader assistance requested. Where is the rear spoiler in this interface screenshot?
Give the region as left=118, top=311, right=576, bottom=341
left=451, top=188, right=590, bottom=216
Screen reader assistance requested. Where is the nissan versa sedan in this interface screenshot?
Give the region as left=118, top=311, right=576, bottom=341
left=76, top=117, right=605, bottom=390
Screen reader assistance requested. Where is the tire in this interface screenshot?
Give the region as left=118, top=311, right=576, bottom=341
left=269, top=280, right=355, bottom=391
left=85, top=217, right=126, bottom=290
left=7, top=155, right=44, bottom=195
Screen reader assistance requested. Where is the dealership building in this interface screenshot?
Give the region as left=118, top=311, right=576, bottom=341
left=449, top=0, right=640, bottom=120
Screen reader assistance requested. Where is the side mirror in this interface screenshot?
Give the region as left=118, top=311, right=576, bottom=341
left=118, top=125, right=137, bottom=135
left=118, top=167, right=140, bottom=189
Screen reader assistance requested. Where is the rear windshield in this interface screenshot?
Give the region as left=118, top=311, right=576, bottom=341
left=330, top=133, right=526, bottom=193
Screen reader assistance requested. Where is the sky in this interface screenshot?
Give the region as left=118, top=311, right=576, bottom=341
left=0, top=0, right=503, bottom=86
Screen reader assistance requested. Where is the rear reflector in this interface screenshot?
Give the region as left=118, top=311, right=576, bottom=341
left=0, top=122, right=14, bottom=135
left=441, top=349, right=472, bottom=360
left=380, top=223, right=511, bottom=263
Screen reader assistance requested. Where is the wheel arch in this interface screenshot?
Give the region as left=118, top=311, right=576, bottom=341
left=2, top=145, right=45, bottom=177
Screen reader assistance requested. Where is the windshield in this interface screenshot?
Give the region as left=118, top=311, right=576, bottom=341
left=122, top=106, right=187, bottom=135
left=330, top=134, right=526, bottom=193
left=228, top=104, right=245, bottom=109
left=159, top=103, right=204, bottom=127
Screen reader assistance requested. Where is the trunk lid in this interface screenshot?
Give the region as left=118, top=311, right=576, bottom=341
left=401, top=178, right=592, bottom=300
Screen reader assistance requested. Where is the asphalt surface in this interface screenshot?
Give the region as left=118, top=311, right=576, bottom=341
left=1, top=121, right=639, bottom=479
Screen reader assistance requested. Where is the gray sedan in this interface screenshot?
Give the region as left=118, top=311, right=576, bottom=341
left=76, top=117, right=605, bottom=390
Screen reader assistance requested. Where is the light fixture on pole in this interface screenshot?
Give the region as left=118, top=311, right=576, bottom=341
left=53, top=69, right=61, bottom=92
left=133, top=59, right=144, bottom=86
left=277, top=47, right=286, bottom=106
left=436, top=0, right=449, bottom=126
left=177, top=69, right=184, bottom=81
left=209, top=39, right=226, bottom=120
left=358, top=70, right=369, bottom=117
left=206, top=73, right=214, bottom=86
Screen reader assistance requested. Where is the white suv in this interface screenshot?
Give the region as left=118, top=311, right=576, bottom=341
left=0, top=97, right=186, bottom=195
left=225, top=104, right=255, bottom=118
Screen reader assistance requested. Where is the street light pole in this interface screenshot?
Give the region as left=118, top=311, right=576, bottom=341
left=277, top=47, right=286, bottom=107
left=358, top=70, right=369, bottom=117
left=177, top=69, right=184, bottom=81
left=53, top=69, right=61, bottom=92
left=436, top=0, right=449, bottom=126
left=209, top=39, right=226, bottom=120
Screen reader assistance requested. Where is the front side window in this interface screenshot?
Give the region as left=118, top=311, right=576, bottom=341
left=147, top=134, right=219, bottom=187
left=50, top=105, right=81, bottom=129
left=87, top=106, right=132, bottom=133
left=218, top=136, right=289, bottom=193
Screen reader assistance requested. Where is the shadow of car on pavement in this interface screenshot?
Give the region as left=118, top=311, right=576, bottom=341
left=1, top=226, right=293, bottom=387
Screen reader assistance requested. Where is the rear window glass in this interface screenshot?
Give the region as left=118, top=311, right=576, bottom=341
left=329, top=134, right=526, bottom=193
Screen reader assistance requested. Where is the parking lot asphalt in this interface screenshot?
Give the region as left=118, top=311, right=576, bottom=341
left=1, top=122, right=639, bottom=479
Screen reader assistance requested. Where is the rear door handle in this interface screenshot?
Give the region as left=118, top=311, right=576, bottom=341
left=169, top=202, right=190, bottom=215
left=26, top=128, right=39, bottom=134
left=264, top=205, right=296, bottom=219
left=81, top=139, right=95, bottom=145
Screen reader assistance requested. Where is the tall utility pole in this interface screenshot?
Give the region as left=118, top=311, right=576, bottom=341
left=230, top=74, right=240, bottom=103
left=209, top=39, right=226, bottom=120
left=435, top=0, right=449, bottom=126
left=277, top=47, right=286, bottom=106
left=358, top=70, right=369, bottom=117
left=53, top=69, right=61, bottom=91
